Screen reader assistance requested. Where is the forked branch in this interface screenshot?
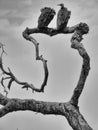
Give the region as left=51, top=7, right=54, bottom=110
left=22, top=35, right=49, bottom=92
left=0, top=6, right=90, bottom=105
left=0, top=5, right=93, bottom=130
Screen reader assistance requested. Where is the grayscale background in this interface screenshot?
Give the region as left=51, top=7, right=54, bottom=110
left=0, top=0, right=98, bottom=130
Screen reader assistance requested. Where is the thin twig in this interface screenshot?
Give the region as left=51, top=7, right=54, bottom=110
left=23, top=33, right=49, bottom=92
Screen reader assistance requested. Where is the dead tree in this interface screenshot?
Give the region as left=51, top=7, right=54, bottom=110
left=0, top=5, right=93, bottom=130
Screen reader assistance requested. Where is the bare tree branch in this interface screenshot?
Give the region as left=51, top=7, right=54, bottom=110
left=0, top=5, right=93, bottom=130
left=0, top=38, right=48, bottom=93
left=1, top=23, right=80, bottom=94
left=70, top=23, right=90, bottom=106
left=22, top=21, right=93, bottom=130
left=22, top=23, right=81, bottom=38
left=0, top=93, right=93, bottom=130
left=0, top=93, right=9, bottom=105
left=22, top=34, right=49, bottom=92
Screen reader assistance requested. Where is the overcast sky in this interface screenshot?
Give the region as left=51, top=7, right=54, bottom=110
left=0, top=0, right=98, bottom=130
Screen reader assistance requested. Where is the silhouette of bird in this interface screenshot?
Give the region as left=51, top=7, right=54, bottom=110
left=57, top=3, right=71, bottom=30
left=38, top=7, right=56, bottom=29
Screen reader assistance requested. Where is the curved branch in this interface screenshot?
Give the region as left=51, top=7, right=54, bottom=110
left=22, top=35, right=49, bottom=92
left=0, top=93, right=93, bottom=130
left=22, top=23, right=81, bottom=37
left=0, top=5, right=93, bottom=129
left=70, top=23, right=90, bottom=106
left=22, top=23, right=87, bottom=93
left=0, top=23, right=92, bottom=129
left=0, top=41, right=48, bottom=93
left=0, top=94, right=67, bottom=118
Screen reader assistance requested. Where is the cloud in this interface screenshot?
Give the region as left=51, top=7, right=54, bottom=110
left=0, top=19, right=10, bottom=27
left=78, top=0, right=98, bottom=24
left=0, top=0, right=36, bottom=25
left=0, top=8, right=33, bottom=24
left=78, top=0, right=98, bottom=8
left=0, top=9, right=11, bottom=17
left=20, top=0, right=33, bottom=6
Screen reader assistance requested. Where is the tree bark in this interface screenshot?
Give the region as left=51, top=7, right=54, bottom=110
left=0, top=93, right=93, bottom=130
left=0, top=6, right=93, bottom=130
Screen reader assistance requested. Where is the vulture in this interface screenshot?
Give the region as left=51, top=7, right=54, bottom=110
left=38, top=7, right=56, bottom=28
left=57, top=3, right=71, bottom=30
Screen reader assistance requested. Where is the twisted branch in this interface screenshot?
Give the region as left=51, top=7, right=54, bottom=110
left=0, top=21, right=90, bottom=104
left=23, top=23, right=81, bottom=37
left=70, top=23, right=90, bottom=106
left=22, top=35, right=49, bottom=92
left=0, top=5, right=93, bottom=129
left=0, top=34, right=49, bottom=94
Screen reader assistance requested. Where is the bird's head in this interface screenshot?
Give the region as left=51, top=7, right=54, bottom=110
left=57, top=3, right=64, bottom=8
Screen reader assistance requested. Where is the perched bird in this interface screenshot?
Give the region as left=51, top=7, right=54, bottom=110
left=57, top=3, right=71, bottom=30
left=38, top=7, right=56, bottom=29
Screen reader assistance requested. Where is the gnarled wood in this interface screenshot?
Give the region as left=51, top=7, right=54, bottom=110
left=0, top=6, right=93, bottom=130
